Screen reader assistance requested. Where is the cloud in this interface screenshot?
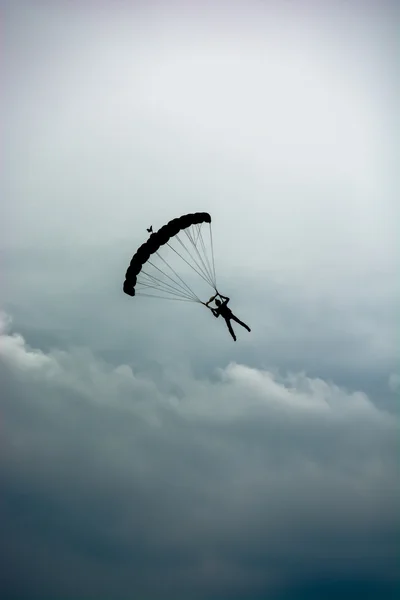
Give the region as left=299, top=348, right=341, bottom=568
left=388, top=373, right=400, bottom=392
left=1, top=312, right=398, bottom=599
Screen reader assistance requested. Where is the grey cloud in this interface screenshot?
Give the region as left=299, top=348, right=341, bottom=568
left=3, top=239, right=397, bottom=416
left=1, top=314, right=398, bottom=599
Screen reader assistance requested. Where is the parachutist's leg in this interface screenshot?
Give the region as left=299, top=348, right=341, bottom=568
left=225, top=318, right=236, bottom=341
left=231, top=314, right=251, bottom=332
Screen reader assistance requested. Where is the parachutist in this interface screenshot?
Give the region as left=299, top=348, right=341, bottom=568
left=147, top=225, right=153, bottom=233
left=209, top=293, right=251, bottom=341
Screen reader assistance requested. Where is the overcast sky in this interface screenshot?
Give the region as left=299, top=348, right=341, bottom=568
left=1, top=1, right=399, bottom=599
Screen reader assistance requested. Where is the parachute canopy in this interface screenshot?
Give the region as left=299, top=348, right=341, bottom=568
left=123, top=212, right=217, bottom=304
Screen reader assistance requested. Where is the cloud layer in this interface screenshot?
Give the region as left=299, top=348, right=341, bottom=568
left=1, top=312, right=398, bottom=599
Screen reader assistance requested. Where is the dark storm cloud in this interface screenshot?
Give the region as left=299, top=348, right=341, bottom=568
left=1, top=314, right=398, bottom=599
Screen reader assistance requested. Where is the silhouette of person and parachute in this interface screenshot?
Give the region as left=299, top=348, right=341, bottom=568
left=123, top=212, right=251, bottom=341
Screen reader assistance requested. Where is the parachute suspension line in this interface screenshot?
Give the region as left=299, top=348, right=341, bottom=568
left=166, top=238, right=214, bottom=289
left=191, top=224, right=215, bottom=287
left=197, top=225, right=216, bottom=289
left=137, top=270, right=196, bottom=301
left=136, top=282, right=193, bottom=299
left=183, top=223, right=216, bottom=290
left=194, top=224, right=202, bottom=246
left=187, top=225, right=202, bottom=250
left=174, top=227, right=213, bottom=286
left=153, top=252, right=203, bottom=303
left=190, top=224, right=215, bottom=288
left=139, top=267, right=192, bottom=296
left=175, top=230, right=213, bottom=286
left=209, top=223, right=217, bottom=289
left=177, top=230, right=215, bottom=288
left=183, top=226, right=215, bottom=288
left=136, top=284, right=195, bottom=301
left=135, top=292, right=197, bottom=302
left=148, top=262, right=196, bottom=298
left=143, top=260, right=197, bottom=300
left=184, top=226, right=198, bottom=250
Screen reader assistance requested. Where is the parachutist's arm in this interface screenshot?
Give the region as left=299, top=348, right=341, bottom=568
left=211, top=309, right=219, bottom=318
left=219, top=294, right=229, bottom=303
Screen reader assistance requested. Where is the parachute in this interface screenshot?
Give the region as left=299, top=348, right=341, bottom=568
left=123, top=212, right=217, bottom=305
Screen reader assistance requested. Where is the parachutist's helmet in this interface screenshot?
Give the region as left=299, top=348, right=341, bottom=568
left=215, top=298, right=221, bottom=306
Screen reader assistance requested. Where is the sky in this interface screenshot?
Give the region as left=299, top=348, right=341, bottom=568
left=1, top=0, right=399, bottom=599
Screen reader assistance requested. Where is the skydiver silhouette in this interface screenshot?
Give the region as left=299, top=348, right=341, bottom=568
left=205, top=292, right=251, bottom=341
